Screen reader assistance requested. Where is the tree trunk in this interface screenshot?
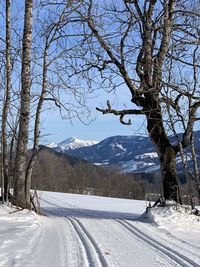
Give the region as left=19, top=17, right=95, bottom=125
left=1, top=0, right=11, bottom=203
left=191, top=133, right=200, bottom=200
left=146, top=100, right=181, bottom=203
left=25, top=84, right=45, bottom=202
left=25, top=43, right=48, bottom=202
left=4, top=0, right=11, bottom=201
left=160, top=146, right=181, bottom=202
left=13, top=0, right=33, bottom=209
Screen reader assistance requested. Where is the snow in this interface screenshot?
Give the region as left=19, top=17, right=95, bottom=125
left=115, top=143, right=127, bottom=151
left=47, top=137, right=99, bottom=150
left=148, top=205, right=200, bottom=247
left=121, top=159, right=158, bottom=173
left=94, top=162, right=109, bottom=166
left=135, top=152, right=158, bottom=159
left=1, top=192, right=200, bottom=266
left=144, top=164, right=160, bottom=172
left=176, top=154, right=192, bottom=164
left=47, top=142, right=58, bottom=148
left=108, top=143, right=127, bottom=153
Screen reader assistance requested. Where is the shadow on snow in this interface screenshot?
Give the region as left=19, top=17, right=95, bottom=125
left=41, top=198, right=149, bottom=221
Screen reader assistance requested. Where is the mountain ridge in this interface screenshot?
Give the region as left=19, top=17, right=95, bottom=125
left=47, top=131, right=200, bottom=173
left=47, top=136, right=99, bottom=151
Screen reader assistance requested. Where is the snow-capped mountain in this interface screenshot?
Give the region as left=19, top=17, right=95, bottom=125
left=47, top=137, right=99, bottom=152
left=48, top=131, right=200, bottom=173
left=62, top=135, right=160, bottom=173
left=48, top=135, right=160, bottom=172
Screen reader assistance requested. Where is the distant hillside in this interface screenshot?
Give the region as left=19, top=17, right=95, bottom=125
left=49, top=131, right=200, bottom=173
left=31, top=146, right=149, bottom=199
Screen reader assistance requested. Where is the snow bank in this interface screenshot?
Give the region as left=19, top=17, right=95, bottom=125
left=148, top=205, right=199, bottom=227
left=0, top=203, right=65, bottom=267
left=147, top=205, right=200, bottom=246
left=0, top=205, right=40, bottom=266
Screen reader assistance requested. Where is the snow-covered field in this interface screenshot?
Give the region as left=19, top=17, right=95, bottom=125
left=0, top=191, right=200, bottom=267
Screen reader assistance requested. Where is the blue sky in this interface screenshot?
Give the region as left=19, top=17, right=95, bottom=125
left=40, top=85, right=148, bottom=144
left=39, top=85, right=200, bottom=144
left=23, top=1, right=198, bottom=145
left=2, top=1, right=147, bottom=145
left=39, top=77, right=200, bottom=144
left=41, top=109, right=147, bottom=144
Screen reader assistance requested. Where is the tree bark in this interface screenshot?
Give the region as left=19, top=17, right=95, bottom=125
left=160, top=146, right=180, bottom=202
left=25, top=46, right=48, bottom=201
left=145, top=98, right=181, bottom=203
left=1, top=0, right=11, bottom=203
left=25, top=8, right=67, bottom=201
left=13, top=0, right=33, bottom=208
left=191, top=133, right=200, bottom=200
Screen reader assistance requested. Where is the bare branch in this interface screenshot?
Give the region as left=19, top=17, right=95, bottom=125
left=43, top=97, right=61, bottom=108
left=96, top=100, right=144, bottom=125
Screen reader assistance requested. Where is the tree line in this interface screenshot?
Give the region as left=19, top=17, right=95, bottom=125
left=30, top=146, right=146, bottom=199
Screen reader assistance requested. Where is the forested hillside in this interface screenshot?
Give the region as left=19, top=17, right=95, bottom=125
left=31, top=146, right=147, bottom=199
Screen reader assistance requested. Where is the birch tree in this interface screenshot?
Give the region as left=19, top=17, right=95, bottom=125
left=0, top=1, right=92, bottom=209
left=1, top=0, right=11, bottom=203
left=25, top=1, right=91, bottom=201
left=13, top=0, right=33, bottom=208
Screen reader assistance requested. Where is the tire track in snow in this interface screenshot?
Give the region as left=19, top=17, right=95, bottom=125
left=62, top=218, right=86, bottom=267
left=66, top=217, right=108, bottom=267
left=116, top=219, right=199, bottom=267
left=133, top=221, right=200, bottom=261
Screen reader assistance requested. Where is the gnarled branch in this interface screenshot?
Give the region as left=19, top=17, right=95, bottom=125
left=96, top=100, right=144, bottom=125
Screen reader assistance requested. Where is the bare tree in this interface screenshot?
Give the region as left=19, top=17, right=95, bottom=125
left=13, top=0, right=33, bottom=208
left=1, top=0, right=11, bottom=203
left=164, top=39, right=200, bottom=206
left=69, top=0, right=200, bottom=203
left=25, top=1, right=92, bottom=202
left=0, top=1, right=93, bottom=209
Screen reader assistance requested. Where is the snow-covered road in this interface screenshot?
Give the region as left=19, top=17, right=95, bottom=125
left=0, top=191, right=200, bottom=266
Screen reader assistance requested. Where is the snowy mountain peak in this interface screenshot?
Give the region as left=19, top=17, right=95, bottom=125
left=47, top=142, right=58, bottom=148
left=47, top=137, right=99, bottom=151
left=59, top=136, right=78, bottom=145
